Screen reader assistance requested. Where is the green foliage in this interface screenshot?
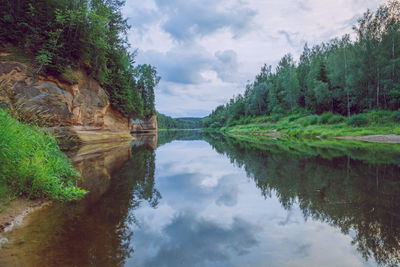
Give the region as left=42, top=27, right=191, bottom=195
left=318, top=112, right=344, bottom=124
left=60, top=66, right=79, bottom=84
left=296, top=115, right=318, bottom=126
left=327, top=114, right=345, bottom=124
left=0, top=109, right=86, bottom=200
left=134, top=64, right=160, bottom=118
left=203, top=133, right=400, bottom=266
left=347, top=114, right=369, bottom=127
left=392, top=110, right=400, bottom=122
left=224, top=111, right=400, bottom=137
left=211, top=122, right=223, bottom=128
left=367, top=110, right=394, bottom=124
left=157, top=113, right=201, bottom=129
left=268, top=114, right=285, bottom=123
left=0, top=0, right=159, bottom=120
left=202, top=1, right=400, bottom=129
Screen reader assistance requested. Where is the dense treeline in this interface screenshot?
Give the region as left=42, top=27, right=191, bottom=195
left=0, top=0, right=159, bottom=119
left=157, top=113, right=201, bottom=129
left=202, top=1, right=400, bottom=128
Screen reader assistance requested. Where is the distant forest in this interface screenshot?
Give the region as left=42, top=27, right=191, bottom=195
left=0, top=0, right=159, bottom=119
left=202, top=1, right=400, bottom=128
left=157, top=113, right=201, bottom=129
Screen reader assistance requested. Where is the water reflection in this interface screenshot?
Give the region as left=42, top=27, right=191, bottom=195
left=157, top=130, right=201, bottom=147
left=0, top=139, right=159, bottom=267
left=67, top=142, right=132, bottom=204
left=132, top=133, right=158, bottom=149
left=203, top=133, right=400, bottom=266
left=1, top=131, right=399, bottom=266
left=133, top=211, right=260, bottom=267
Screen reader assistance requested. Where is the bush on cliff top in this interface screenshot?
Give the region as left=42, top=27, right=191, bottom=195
left=0, top=108, right=86, bottom=200
left=0, top=0, right=159, bottom=120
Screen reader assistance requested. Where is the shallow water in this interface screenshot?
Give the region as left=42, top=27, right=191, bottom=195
left=1, top=131, right=400, bottom=267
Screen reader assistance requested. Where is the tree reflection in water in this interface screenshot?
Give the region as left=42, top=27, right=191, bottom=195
left=202, top=133, right=400, bottom=267
left=2, top=131, right=400, bottom=266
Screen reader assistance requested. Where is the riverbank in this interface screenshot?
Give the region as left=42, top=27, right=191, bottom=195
left=0, top=137, right=135, bottom=247
left=0, top=199, right=49, bottom=240
left=0, top=108, right=86, bottom=203
left=214, top=111, right=400, bottom=143
left=210, top=132, right=400, bottom=166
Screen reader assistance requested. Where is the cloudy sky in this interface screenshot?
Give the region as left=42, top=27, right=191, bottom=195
left=122, top=0, right=387, bottom=118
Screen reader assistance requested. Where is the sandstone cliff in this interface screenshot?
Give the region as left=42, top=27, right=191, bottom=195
left=131, top=114, right=158, bottom=133
left=0, top=60, right=135, bottom=143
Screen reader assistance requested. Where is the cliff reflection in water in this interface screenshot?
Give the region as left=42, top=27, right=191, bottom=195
left=2, top=131, right=400, bottom=266
left=66, top=142, right=132, bottom=204
left=0, top=136, right=160, bottom=267
left=202, top=133, right=400, bottom=266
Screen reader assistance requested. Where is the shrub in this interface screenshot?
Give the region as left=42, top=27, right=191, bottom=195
left=368, top=110, right=393, bottom=124
left=287, top=112, right=307, bottom=122
left=347, top=114, right=369, bottom=127
left=327, top=114, right=345, bottom=124
left=296, top=115, right=317, bottom=127
left=0, top=109, right=86, bottom=200
left=318, top=112, right=334, bottom=124
left=269, top=113, right=283, bottom=122
left=210, top=122, right=222, bottom=128
left=60, top=66, right=79, bottom=85
left=243, top=117, right=251, bottom=124
left=308, top=115, right=319, bottom=125
left=392, top=110, right=400, bottom=123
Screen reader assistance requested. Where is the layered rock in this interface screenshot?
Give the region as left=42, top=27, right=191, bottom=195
left=0, top=60, right=133, bottom=143
left=131, top=114, right=158, bottom=133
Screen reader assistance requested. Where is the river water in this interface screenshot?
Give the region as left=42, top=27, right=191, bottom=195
left=1, top=131, right=400, bottom=267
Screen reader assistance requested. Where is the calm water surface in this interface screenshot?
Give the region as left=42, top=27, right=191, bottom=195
left=1, top=131, right=400, bottom=267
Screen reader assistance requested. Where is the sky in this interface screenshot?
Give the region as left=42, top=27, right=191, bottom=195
left=122, top=0, right=388, bottom=118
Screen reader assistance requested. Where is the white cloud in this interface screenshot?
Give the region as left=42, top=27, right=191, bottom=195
left=124, top=0, right=387, bottom=117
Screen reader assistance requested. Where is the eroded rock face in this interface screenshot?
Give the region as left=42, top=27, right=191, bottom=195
left=131, top=114, right=158, bottom=133
left=0, top=61, right=132, bottom=143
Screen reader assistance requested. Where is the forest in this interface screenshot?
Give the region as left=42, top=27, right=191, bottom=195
left=157, top=113, right=201, bottom=129
left=0, top=0, right=159, bottom=119
left=201, top=1, right=400, bottom=129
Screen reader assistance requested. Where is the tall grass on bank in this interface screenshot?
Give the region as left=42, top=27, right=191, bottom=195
left=222, top=110, right=400, bottom=137
left=0, top=109, right=86, bottom=200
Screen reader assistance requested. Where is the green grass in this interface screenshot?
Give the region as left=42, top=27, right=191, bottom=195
left=224, top=133, right=400, bottom=166
left=0, top=108, right=86, bottom=201
left=60, top=66, right=79, bottom=85
left=221, top=110, right=400, bottom=138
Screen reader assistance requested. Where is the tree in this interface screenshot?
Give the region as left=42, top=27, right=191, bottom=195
left=0, top=0, right=158, bottom=119
left=134, top=64, right=161, bottom=118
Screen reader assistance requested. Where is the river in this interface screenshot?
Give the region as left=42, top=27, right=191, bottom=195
left=0, top=131, right=399, bottom=267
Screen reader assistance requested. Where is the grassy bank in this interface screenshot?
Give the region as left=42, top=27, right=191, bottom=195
left=221, top=133, right=400, bottom=165
left=0, top=109, right=86, bottom=204
left=219, top=110, right=400, bottom=138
